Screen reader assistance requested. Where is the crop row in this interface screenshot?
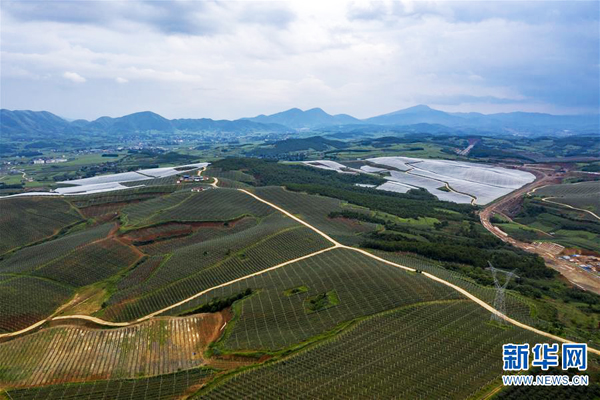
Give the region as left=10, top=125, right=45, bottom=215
left=0, top=223, right=113, bottom=275
left=202, top=302, right=546, bottom=399
left=137, top=217, right=258, bottom=256
left=121, top=191, right=195, bottom=227
left=116, top=256, right=167, bottom=291
left=163, top=248, right=462, bottom=351
left=0, top=314, right=221, bottom=388
left=0, top=276, right=73, bottom=333
left=370, top=250, right=542, bottom=328
left=148, top=188, right=274, bottom=225
left=107, top=213, right=295, bottom=306
left=536, top=181, right=599, bottom=197
left=120, top=175, right=179, bottom=187
left=6, top=367, right=214, bottom=400
left=103, top=224, right=332, bottom=322
left=33, top=238, right=142, bottom=287
left=252, top=186, right=378, bottom=245
left=0, top=197, right=82, bottom=255
left=122, top=188, right=275, bottom=229
left=69, top=185, right=178, bottom=208
left=206, top=168, right=256, bottom=184
left=209, top=177, right=253, bottom=189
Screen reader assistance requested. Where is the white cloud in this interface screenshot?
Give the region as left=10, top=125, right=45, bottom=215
left=0, top=1, right=597, bottom=119
left=62, top=71, right=86, bottom=83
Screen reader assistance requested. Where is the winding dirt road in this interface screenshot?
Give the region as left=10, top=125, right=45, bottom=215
left=2, top=179, right=599, bottom=357
left=480, top=167, right=600, bottom=294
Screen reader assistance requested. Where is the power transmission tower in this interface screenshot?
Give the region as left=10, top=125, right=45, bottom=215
left=486, top=262, right=518, bottom=324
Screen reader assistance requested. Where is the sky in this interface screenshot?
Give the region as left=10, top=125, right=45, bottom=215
left=1, top=0, right=598, bottom=120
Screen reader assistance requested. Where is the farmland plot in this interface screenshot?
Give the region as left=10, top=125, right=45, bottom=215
left=163, top=248, right=462, bottom=351
left=6, top=368, right=214, bottom=400
left=409, top=168, right=508, bottom=205
left=70, top=185, right=179, bottom=209
left=370, top=250, right=538, bottom=327
left=0, top=197, right=83, bottom=255
left=122, top=189, right=274, bottom=228
left=148, top=188, right=274, bottom=225
left=135, top=218, right=259, bottom=256
left=535, top=181, right=600, bottom=214
left=412, top=158, right=533, bottom=188
left=56, top=163, right=208, bottom=189
left=104, top=222, right=332, bottom=322
left=375, top=157, right=534, bottom=205
left=365, top=157, right=412, bottom=171
left=252, top=187, right=379, bottom=245
left=302, top=160, right=359, bottom=174
left=33, top=238, right=142, bottom=287
left=0, top=314, right=222, bottom=387
left=382, top=171, right=473, bottom=204
left=109, top=213, right=297, bottom=305
left=0, top=223, right=113, bottom=275
left=0, top=276, right=73, bottom=333
left=206, top=168, right=256, bottom=184
left=122, top=191, right=196, bottom=227
left=304, top=157, right=535, bottom=205
left=201, top=302, right=545, bottom=399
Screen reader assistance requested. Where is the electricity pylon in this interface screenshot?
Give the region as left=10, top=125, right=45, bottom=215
left=487, top=262, right=518, bottom=323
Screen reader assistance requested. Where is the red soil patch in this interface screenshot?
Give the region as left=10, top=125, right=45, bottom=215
left=122, top=217, right=245, bottom=245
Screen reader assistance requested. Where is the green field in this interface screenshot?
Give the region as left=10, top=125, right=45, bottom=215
left=506, top=197, right=600, bottom=252
left=163, top=248, right=462, bottom=351
left=535, top=181, right=600, bottom=215
left=1, top=158, right=598, bottom=398
left=0, top=197, right=83, bottom=255
left=5, top=368, right=214, bottom=399
left=199, top=302, right=546, bottom=399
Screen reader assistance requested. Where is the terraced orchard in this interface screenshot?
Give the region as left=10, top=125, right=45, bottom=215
left=164, top=248, right=462, bottom=351
left=534, top=181, right=600, bottom=214
left=0, top=197, right=83, bottom=255
left=6, top=368, right=214, bottom=400
left=200, top=302, right=547, bottom=399
left=1, top=173, right=595, bottom=399
left=0, top=313, right=225, bottom=388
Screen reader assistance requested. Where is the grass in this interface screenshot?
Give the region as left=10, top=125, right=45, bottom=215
left=304, top=290, right=339, bottom=313
left=283, top=285, right=308, bottom=297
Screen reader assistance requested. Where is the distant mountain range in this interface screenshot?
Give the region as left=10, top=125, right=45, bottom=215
left=0, top=110, right=290, bottom=138
left=1, top=105, right=598, bottom=138
left=243, top=107, right=360, bottom=130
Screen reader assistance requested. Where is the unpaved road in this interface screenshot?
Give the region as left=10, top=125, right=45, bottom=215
left=3, top=179, right=599, bottom=357
left=480, top=167, right=600, bottom=295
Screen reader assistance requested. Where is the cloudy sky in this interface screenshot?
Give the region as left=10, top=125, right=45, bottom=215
left=1, top=0, right=598, bottom=120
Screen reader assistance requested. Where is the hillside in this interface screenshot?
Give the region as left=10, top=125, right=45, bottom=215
left=244, top=107, right=362, bottom=130
left=247, top=136, right=349, bottom=157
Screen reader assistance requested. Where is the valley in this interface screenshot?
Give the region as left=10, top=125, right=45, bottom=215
left=1, top=157, right=599, bottom=399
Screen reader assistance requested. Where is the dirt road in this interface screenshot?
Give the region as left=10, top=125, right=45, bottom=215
left=3, top=178, right=600, bottom=357
left=480, top=167, right=600, bottom=294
